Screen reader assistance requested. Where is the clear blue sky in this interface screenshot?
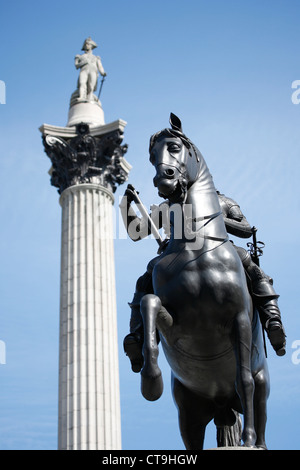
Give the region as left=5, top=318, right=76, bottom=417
left=0, top=0, right=299, bottom=450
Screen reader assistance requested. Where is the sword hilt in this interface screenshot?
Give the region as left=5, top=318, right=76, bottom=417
left=247, top=226, right=265, bottom=266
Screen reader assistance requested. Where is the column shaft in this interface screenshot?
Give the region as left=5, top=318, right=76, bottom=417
left=58, top=184, right=121, bottom=450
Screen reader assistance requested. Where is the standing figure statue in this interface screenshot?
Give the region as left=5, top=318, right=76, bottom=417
left=75, top=37, right=106, bottom=101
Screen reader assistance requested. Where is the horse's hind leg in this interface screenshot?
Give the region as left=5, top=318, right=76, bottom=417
left=233, top=310, right=257, bottom=447
left=140, top=294, right=163, bottom=401
left=254, top=368, right=270, bottom=449
left=172, top=375, right=214, bottom=450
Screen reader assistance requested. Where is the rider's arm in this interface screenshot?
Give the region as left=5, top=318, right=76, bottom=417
left=224, top=204, right=253, bottom=238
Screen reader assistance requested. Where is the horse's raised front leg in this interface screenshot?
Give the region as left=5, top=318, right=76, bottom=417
left=233, top=310, right=257, bottom=447
left=139, top=294, right=165, bottom=401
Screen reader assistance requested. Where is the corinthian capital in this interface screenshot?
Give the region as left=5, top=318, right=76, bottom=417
left=41, top=121, right=131, bottom=195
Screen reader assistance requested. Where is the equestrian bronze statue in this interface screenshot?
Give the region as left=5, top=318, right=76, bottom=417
left=120, top=114, right=286, bottom=449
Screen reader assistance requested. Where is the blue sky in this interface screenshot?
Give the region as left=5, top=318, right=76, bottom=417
left=0, top=0, right=299, bottom=450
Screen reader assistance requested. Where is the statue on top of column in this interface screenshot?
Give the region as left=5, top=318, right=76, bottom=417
left=74, top=37, right=107, bottom=102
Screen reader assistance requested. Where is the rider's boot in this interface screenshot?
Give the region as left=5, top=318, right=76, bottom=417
left=253, top=278, right=286, bottom=356
left=123, top=261, right=159, bottom=372
left=235, top=246, right=286, bottom=356
left=123, top=292, right=145, bottom=373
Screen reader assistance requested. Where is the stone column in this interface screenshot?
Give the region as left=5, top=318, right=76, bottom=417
left=40, top=121, right=131, bottom=450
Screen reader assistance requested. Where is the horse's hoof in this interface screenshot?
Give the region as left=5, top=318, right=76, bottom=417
left=242, top=429, right=257, bottom=448
left=141, top=372, right=163, bottom=401
left=255, top=444, right=268, bottom=450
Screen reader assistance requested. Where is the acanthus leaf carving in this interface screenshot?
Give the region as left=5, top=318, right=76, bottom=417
left=42, top=123, right=129, bottom=194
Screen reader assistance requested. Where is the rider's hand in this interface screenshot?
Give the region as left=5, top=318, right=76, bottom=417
left=124, top=184, right=138, bottom=204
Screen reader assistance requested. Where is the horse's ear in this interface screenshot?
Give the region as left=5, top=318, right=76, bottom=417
left=169, top=113, right=182, bottom=132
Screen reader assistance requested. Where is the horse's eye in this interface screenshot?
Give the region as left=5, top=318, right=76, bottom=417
left=168, top=143, right=181, bottom=153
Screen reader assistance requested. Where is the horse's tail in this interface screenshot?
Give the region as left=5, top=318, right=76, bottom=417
left=216, top=411, right=242, bottom=448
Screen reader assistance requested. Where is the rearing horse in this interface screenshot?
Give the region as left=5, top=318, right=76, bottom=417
left=138, top=114, right=270, bottom=449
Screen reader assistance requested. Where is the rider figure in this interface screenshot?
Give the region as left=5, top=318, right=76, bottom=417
left=120, top=186, right=286, bottom=373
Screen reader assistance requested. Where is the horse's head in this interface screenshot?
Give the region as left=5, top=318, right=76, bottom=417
left=149, top=113, right=201, bottom=203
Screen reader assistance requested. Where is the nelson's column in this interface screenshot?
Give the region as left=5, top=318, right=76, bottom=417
left=40, top=37, right=131, bottom=450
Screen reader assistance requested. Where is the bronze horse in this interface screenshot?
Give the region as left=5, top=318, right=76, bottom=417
left=138, top=114, right=270, bottom=449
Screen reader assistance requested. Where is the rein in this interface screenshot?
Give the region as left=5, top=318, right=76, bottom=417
left=189, top=211, right=229, bottom=243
